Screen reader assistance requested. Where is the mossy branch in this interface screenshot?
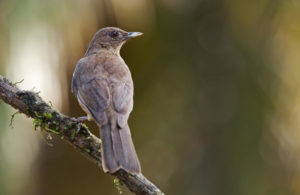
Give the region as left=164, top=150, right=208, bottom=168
left=0, top=74, right=163, bottom=195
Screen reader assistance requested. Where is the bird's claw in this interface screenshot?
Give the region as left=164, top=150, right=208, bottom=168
left=71, top=116, right=88, bottom=133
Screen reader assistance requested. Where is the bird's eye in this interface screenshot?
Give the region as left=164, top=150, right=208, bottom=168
left=109, top=31, right=119, bottom=38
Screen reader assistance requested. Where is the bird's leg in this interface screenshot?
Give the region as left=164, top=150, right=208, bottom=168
left=73, top=116, right=89, bottom=122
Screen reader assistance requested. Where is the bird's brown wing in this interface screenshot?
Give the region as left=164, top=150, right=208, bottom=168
left=72, top=60, right=110, bottom=125
left=111, top=81, right=133, bottom=128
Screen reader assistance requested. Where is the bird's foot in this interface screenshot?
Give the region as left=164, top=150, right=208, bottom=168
left=71, top=116, right=88, bottom=133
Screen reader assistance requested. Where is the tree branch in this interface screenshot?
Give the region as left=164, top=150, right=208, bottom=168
left=0, top=74, right=164, bottom=195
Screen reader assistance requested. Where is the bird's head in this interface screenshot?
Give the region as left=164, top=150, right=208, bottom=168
left=85, top=27, right=143, bottom=56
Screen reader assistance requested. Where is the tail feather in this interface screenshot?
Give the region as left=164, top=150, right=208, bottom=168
left=99, top=124, right=120, bottom=173
left=99, top=124, right=141, bottom=174
left=119, top=125, right=141, bottom=173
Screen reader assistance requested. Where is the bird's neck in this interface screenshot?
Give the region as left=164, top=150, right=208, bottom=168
left=85, top=44, right=122, bottom=57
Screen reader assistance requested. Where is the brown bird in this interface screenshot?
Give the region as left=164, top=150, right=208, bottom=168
left=71, top=27, right=142, bottom=174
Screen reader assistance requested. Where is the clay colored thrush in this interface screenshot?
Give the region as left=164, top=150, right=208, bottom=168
left=71, top=27, right=142, bottom=174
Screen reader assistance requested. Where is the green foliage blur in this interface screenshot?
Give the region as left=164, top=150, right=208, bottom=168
left=1, top=0, right=300, bottom=194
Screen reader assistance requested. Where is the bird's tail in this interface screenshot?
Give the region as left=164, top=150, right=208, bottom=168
left=99, top=123, right=141, bottom=174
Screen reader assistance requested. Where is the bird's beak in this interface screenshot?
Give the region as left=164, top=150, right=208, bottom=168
left=123, top=32, right=143, bottom=40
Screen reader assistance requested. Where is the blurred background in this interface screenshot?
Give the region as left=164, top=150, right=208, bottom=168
left=0, top=0, right=300, bottom=194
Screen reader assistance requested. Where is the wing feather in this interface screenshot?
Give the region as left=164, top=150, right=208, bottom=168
left=111, top=81, right=133, bottom=128
left=72, top=60, right=110, bottom=125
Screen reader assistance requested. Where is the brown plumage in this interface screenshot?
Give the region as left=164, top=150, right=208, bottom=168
left=71, top=27, right=142, bottom=174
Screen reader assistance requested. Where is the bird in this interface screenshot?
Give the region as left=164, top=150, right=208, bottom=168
left=71, top=27, right=142, bottom=174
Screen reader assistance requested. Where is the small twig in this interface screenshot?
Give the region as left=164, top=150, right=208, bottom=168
left=12, top=78, right=24, bottom=86
left=0, top=74, right=163, bottom=195
left=10, top=111, right=19, bottom=128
